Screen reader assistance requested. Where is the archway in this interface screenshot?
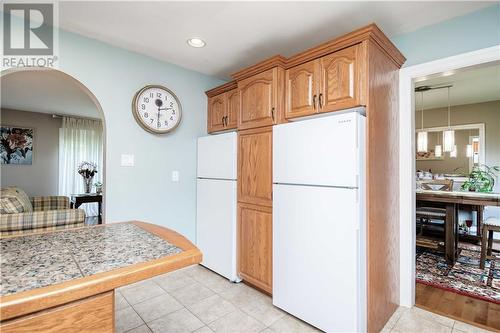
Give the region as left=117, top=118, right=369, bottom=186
left=1, top=67, right=107, bottom=222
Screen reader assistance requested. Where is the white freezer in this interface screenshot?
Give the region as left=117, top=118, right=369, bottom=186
left=273, top=111, right=364, bottom=188
left=273, top=184, right=366, bottom=332
left=197, top=132, right=237, bottom=180
left=196, top=178, right=239, bottom=281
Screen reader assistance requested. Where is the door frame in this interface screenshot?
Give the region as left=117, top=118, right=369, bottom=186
left=398, top=45, right=500, bottom=307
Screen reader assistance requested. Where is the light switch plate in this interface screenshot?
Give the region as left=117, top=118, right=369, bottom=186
left=121, top=154, right=135, bottom=167
left=172, top=170, right=179, bottom=182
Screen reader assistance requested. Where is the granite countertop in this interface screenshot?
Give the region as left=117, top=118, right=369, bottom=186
left=0, top=223, right=182, bottom=296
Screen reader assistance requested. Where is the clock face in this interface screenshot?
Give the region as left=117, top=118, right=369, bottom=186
left=132, top=85, right=182, bottom=134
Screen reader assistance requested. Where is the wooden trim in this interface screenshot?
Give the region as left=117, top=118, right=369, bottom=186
left=0, top=221, right=202, bottom=321
left=365, top=40, right=401, bottom=333
left=205, top=81, right=238, bottom=97
left=0, top=292, right=114, bottom=333
left=287, top=24, right=405, bottom=69
left=207, top=24, right=404, bottom=101
left=275, top=66, right=287, bottom=124
left=231, top=55, right=287, bottom=81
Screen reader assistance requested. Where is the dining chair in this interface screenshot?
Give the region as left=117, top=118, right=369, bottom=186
left=480, top=217, right=500, bottom=269
left=419, top=179, right=454, bottom=191
left=416, top=179, right=454, bottom=250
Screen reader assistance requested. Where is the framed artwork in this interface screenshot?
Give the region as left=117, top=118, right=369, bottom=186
left=416, top=150, right=444, bottom=161
left=0, top=126, right=34, bottom=165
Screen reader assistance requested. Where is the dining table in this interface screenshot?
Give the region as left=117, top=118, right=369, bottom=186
left=416, top=189, right=500, bottom=264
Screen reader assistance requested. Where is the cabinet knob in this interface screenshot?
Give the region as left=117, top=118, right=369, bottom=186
left=224, top=116, right=228, bottom=127
left=222, top=116, right=226, bottom=127
left=313, top=95, right=317, bottom=109
left=319, top=93, right=324, bottom=108
left=271, top=107, right=275, bottom=122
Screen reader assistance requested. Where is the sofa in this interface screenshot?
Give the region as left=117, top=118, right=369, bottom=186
left=0, top=187, right=86, bottom=237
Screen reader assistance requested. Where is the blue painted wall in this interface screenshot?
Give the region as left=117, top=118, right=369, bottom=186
left=2, top=4, right=498, bottom=241
left=1, top=14, right=225, bottom=241
left=391, top=4, right=500, bottom=67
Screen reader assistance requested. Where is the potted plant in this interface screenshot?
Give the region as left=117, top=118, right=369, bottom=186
left=461, top=164, right=500, bottom=193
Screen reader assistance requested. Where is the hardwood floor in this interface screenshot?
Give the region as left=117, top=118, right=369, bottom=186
left=415, top=282, right=500, bottom=331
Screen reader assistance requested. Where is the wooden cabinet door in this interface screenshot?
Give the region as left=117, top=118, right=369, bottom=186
left=238, top=203, right=272, bottom=293
left=319, top=44, right=364, bottom=113
left=285, top=59, right=320, bottom=119
left=226, top=88, right=239, bottom=129
left=238, top=68, right=277, bottom=130
left=207, top=93, right=227, bottom=133
left=238, top=127, right=273, bottom=207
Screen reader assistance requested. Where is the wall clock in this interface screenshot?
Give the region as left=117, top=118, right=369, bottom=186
left=132, top=85, right=182, bottom=134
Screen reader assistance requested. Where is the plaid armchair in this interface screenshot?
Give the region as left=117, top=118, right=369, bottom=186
left=0, top=187, right=86, bottom=237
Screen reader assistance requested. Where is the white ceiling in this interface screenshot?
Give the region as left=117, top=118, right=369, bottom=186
left=1, top=70, right=101, bottom=118
left=415, top=62, right=500, bottom=110
left=56, top=1, right=493, bottom=79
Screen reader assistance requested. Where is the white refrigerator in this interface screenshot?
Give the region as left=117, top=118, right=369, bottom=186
left=273, top=110, right=367, bottom=332
left=196, top=132, right=240, bottom=282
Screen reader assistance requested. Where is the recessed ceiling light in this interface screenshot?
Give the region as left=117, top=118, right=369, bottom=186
left=187, top=38, right=206, bottom=48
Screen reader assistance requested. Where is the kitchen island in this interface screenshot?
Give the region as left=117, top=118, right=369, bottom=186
left=0, top=221, right=202, bottom=332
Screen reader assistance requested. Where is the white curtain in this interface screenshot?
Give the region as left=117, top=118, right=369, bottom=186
left=58, top=117, right=103, bottom=216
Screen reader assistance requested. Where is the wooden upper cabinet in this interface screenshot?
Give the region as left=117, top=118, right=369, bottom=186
left=319, top=44, right=365, bottom=113
left=238, top=203, right=272, bottom=293
left=285, top=59, right=320, bottom=119
left=238, top=127, right=273, bottom=207
left=226, top=89, right=239, bottom=129
left=207, top=88, right=238, bottom=134
left=238, top=68, right=278, bottom=130
left=207, top=93, right=227, bottom=133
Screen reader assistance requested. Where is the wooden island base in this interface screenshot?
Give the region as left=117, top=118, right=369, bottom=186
left=1, top=292, right=114, bottom=333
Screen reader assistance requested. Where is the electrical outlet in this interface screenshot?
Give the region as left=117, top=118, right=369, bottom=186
left=172, top=170, right=179, bottom=182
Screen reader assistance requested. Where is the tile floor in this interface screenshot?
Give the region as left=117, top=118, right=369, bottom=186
left=115, top=264, right=493, bottom=333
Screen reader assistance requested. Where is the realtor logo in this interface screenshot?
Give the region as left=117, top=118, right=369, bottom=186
left=2, top=2, right=58, bottom=68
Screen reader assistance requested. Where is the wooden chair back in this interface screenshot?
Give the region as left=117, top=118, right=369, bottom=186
left=420, top=179, right=454, bottom=191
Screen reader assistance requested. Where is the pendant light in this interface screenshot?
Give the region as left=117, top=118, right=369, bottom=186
left=450, top=145, right=457, bottom=158
left=466, top=144, right=473, bottom=157
left=443, top=87, right=455, bottom=152
left=417, top=91, right=428, bottom=153
left=435, top=132, right=442, bottom=158
left=466, top=130, right=473, bottom=157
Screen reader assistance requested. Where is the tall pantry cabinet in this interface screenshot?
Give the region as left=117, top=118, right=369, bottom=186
left=234, top=61, right=285, bottom=293
left=205, top=24, right=405, bottom=333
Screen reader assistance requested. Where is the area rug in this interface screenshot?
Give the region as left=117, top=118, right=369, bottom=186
left=416, top=243, right=500, bottom=304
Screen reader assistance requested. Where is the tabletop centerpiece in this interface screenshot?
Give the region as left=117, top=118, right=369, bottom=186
left=78, top=161, right=98, bottom=194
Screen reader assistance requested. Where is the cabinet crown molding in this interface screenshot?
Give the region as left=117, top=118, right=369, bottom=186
left=231, top=55, right=287, bottom=81
left=286, top=23, right=405, bottom=69
left=209, top=24, right=405, bottom=95
left=205, top=81, right=238, bottom=97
